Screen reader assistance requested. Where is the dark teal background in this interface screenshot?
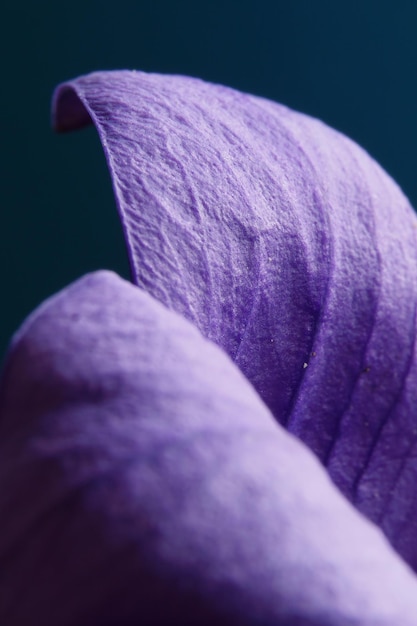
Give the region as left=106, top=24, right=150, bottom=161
left=2, top=1, right=417, bottom=356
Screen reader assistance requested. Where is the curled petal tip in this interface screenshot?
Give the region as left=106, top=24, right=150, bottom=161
left=52, top=83, right=93, bottom=132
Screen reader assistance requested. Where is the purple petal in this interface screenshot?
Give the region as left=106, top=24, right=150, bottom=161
left=52, top=71, right=417, bottom=568
left=1, top=270, right=417, bottom=624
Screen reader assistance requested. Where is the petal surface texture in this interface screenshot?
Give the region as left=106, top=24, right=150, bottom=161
left=52, top=71, right=417, bottom=568
left=1, top=271, right=417, bottom=625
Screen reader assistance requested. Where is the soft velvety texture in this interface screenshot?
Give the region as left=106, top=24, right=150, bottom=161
left=52, top=71, right=417, bottom=568
left=1, top=271, right=417, bottom=625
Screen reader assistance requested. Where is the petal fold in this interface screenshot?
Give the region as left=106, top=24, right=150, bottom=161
left=1, top=270, right=417, bottom=624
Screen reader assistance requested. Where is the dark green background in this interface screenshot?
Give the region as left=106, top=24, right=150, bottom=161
left=2, top=1, right=417, bottom=356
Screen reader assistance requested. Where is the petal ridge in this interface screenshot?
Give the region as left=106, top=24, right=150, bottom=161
left=52, top=70, right=417, bottom=569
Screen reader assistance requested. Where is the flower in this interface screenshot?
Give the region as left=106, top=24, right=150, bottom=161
left=1, top=70, right=417, bottom=624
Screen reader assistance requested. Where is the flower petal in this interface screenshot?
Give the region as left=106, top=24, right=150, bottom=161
left=52, top=71, right=417, bottom=568
left=1, top=270, right=417, bottom=624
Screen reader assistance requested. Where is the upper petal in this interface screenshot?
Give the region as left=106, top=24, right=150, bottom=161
left=52, top=71, right=417, bottom=567
left=1, top=270, right=417, bottom=624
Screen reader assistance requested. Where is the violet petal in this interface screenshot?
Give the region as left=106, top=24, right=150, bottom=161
left=52, top=71, right=417, bottom=568
left=1, top=270, right=417, bottom=625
